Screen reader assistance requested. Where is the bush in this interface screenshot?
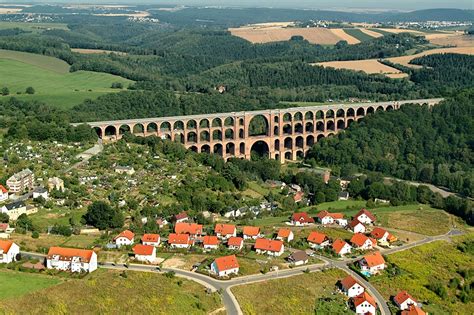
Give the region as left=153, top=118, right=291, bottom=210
left=1, top=87, right=9, bottom=96
left=31, top=231, right=40, bottom=239
left=25, top=87, right=35, bottom=94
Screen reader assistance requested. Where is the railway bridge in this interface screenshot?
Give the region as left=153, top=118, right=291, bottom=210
left=74, top=98, right=442, bottom=162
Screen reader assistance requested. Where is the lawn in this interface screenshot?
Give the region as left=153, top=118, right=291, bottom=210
left=306, top=200, right=367, bottom=214
left=28, top=207, right=86, bottom=232
left=232, top=268, right=347, bottom=314
left=0, top=269, right=223, bottom=314
left=343, top=28, right=376, bottom=42
left=0, top=51, right=133, bottom=108
left=371, top=235, right=474, bottom=314
left=0, top=270, right=62, bottom=300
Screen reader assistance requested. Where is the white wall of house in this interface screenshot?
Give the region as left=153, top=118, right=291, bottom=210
left=135, top=249, right=156, bottom=263
left=320, top=216, right=334, bottom=225
left=397, top=298, right=417, bottom=310
left=336, top=219, right=348, bottom=226
left=355, top=240, right=374, bottom=250
left=356, top=302, right=376, bottom=315
left=47, top=252, right=97, bottom=273
left=0, top=243, right=19, bottom=264
left=352, top=224, right=366, bottom=234
left=170, top=243, right=190, bottom=249
left=360, top=262, right=385, bottom=274
left=228, top=244, right=243, bottom=251
left=344, top=284, right=365, bottom=298
left=211, top=262, right=239, bottom=277
left=338, top=244, right=352, bottom=256
left=204, top=244, right=218, bottom=250
left=243, top=234, right=258, bottom=240
left=356, top=214, right=373, bottom=225
left=115, top=237, right=133, bottom=247
left=143, top=240, right=160, bottom=247
left=256, top=246, right=284, bottom=257
left=310, top=240, right=330, bottom=249
left=0, top=192, right=8, bottom=202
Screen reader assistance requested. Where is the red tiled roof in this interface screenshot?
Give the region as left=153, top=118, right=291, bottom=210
left=214, top=255, right=239, bottom=272
left=0, top=240, right=14, bottom=253
left=175, top=222, right=203, bottom=235
left=277, top=229, right=292, bottom=238
left=316, top=210, right=344, bottom=220
left=350, top=233, right=376, bottom=247
left=291, top=212, right=314, bottom=223
left=340, top=275, right=360, bottom=290
left=168, top=233, right=191, bottom=245
left=114, top=230, right=135, bottom=241
left=355, top=208, right=376, bottom=221
left=203, top=235, right=219, bottom=246
left=0, top=185, right=7, bottom=193
left=174, top=211, right=188, bottom=220
left=353, top=292, right=376, bottom=308
left=243, top=226, right=260, bottom=236
left=401, top=305, right=426, bottom=315
left=307, top=231, right=328, bottom=244
left=370, top=227, right=388, bottom=239
left=332, top=239, right=349, bottom=254
left=254, top=238, right=283, bottom=252
left=362, top=251, right=385, bottom=267
left=141, top=234, right=160, bottom=243
left=47, top=247, right=94, bottom=263
left=293, top=191, right=304, bottom=201
left=227, top=237, right=243, bottom=247
left=215, top=224, right=236, bottom=235
left=394, top=291, right=416, bottom=306
left=133, top=244, right=155, bottom=256
left=349, top=219, right=364, bottom=228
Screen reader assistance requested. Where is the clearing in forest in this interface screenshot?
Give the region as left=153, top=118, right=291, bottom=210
left=315, top=59, right=408, bottom=78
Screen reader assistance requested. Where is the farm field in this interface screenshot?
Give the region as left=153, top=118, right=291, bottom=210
left=427, top=34, right=473, bottom=47
left=371, top=236, right=474, bottom=314
left=386, top=46, right=474, bottom=68
left=10, top=233, right=98, bottom=253
left=0, top=269, right=223, bottom=314
left=232, top=268, right=348, bottom=314
left=71, top=48, right=127, bottom=55
left=343, top=28, right=375, bottom=42
left=0, top=21, right=69, bottom=32
left=0, top=50, right=133, bottom=108
left=315, top=59, right=409, bottom=78
left=0, top=270, right=61, bottom=300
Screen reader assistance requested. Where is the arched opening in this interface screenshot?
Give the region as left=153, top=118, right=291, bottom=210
left=283, top=124, right=292, bottom=135
left=224, top=117, right=234, bottom=127
left=173, top=121, right=184, bottom=131
left=347, top=108, right=355, bottom=117
left=274, top=116, right=279, bottom=123
left=284, top=152, right=292, bottom=160
left=190, top=146, right=198, bottom=153
left=162, top=133, right=171, bottom=140
left=226, top=143, right=235, bottom=155
left=305, top=111, right=314, bottom=120
left=275, top=154, right=280, bottom=161
left=225, top=128, right=234, bottom=140
left=212, top=130, right=222, bottom=141
left=293, top=112, right=303, bottom=121
left=187, top=132, right=197, bottom=143
left=296, top=136, right=304, bottom=149
left=327, top=121, right=335, bottom=131
left=200, top=130, right=210, bottom=142
left=337, top=120, right=345, bottom=130
left=274, top=126, right=279, bottom=136
left=294, top=123, right=303, bottom=134
left=250, top=141, right=270, bottom=159
left=347, top=119, right=354, bottom=127
left=356, top=108, right=365, bottom=116
left=326, top=110, right=334, bottom=119
left=317, top=134, right=325, bottom=142
left=336, top=109, right=345, bottom=118
left=160, top=122, right=171, bottom=132
left=376, top=106, right=384, bottom=112
left=275, top=139, right=280, bottom=151
left=284, top=137, right=293, bottom=150
left=201, top=145, right=210, bottom=154
left=248, top=115, right=269, bottom=137
left=367, top=107, right=375, bottom=115
left=296, top=150, right=304, bottom=159
left=187, top=120, right=197, bottom=129
left=386, top=105, right=394, bottom=111
left=212, top=118, right=222, bottom=128
left=316, top=110, right=324, bottom=120
left=93, top=127, right=102, bottom=138
left=305, top=122, right=314, bottom=133
left=239, top=129, right=244, bottom=139
left=239, top=118, right=244, bottom=126
left=147, top=123, right=158, bottom=133
left=133, top=123, right=144, bottom=134
left=239, top=143, right=245, bottom=155
left=316, top=121, right=325, bottom=132
left=174, top=133, right=185, bottom=144
left=306, top=135, right=315, bottom=147
left=119, top=124, right=131, bottom=135
left=283, top=113, right=292, bottom=122
left=213, top=143, right=223, bottom=156
left=200, top=119, right=210, bottom=129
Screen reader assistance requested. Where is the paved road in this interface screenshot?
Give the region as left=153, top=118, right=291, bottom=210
left=63, top=140, right=103, bottom=173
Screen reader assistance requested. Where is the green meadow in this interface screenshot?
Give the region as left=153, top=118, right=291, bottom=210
left=0, top=270, right=61, bottom=299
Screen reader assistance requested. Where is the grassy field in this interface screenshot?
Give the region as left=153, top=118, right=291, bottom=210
left=0, top=50, right=132, bottom=108
left=232, top=268, right=347, bottom=314
left=0, top=270, right=62, bottom=300
left=11, top=233, right=98, bottom=253
left=371, top=235, right=474, bottom=314
left=0, top=269, right=223, bottom=314
left=0, top=22, right=69, bottom=32
left=28, top=207, right=86, bottom=232
left=343, top=28, right=376, bottom=42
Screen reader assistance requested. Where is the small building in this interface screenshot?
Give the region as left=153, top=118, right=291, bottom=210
left=227, top=237, right=244, bottom=251
left=338, top=191, right=350, bottom=201
left=132, top=244, right=156, bottom=263
left=1, top=201, right=27, bottom=221
left=223, top=209, right=244, bottom=219
left=0, top=185, right=8, bottom=202
left=114, top=166, right=135, bottom=175
left=394, top=291, right=418, bottom=311
left=293, top=191, right=305, bottom=203
left=242, top=226, right=260, bottom=240
left=141, top=234, right=160, bottom=247
left=33, top=187, right=49, bottom=200
left=6, top=169, right=34, bottom=194
left=290, top=212, right=314, bottom=226
left=211, top=255, right=239, bottom=277
left=316, top=210, right=347, bottom=226
left=359, top=251, right=386, bottom=275
left=114, top=230, right=135, bottom=247
left=370, top=227, right=397, bottom=244
left=214, top=224, right=236, bottom=239
left=352, top=292, right=377, bottom=315
left=307, top=231, right=330, bottom=249
left=401, top=305, right=426, bottom=315
left=175, top=222, right=203, bottom=237
left=350, top=233, right=376, bottom=250
left=173, top=211, right=189, bottom=223
left=168, top=233, right=193, bottom=249
left=340, top=275, right=364, bottom=298
left=287, top=250, right=309, bottom=266
left=48, top=177, right=65, bottom=192
left=0, top=240, right=20, bottom=264
left=203, top=235, right=219, bottom=250
left=348, top=219, right=366, bottom=234
left=276, top=228, right=294, bottom=242
left=46, top=247, right=97, bottom=273
left=254, top=238, right=284, bottom=256
left=332, top=239, right=352, bottom=256
left=354, top=209, right=376, bottom=225
left=156, top=218, right=169, bottom=228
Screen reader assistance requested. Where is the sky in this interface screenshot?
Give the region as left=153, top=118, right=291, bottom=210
left=2, top=1, right=473, bottom=11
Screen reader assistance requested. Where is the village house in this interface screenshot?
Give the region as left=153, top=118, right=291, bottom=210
left=211, top=255, right=239, bottom=277
left=173, top=211, right=189, bottom=223
left=359, top=251, right=386, bottom=275
left=175, top=222, right=203, bottom=237
left=223, top=208, right=244, bottom=219
left=292, top=191, right=305, bottom=203
left=350, top=233, right=377, bottom=250
left=1, top=201, right=28, bottom=221
left=215, top=224, right=236, bottom=239
left=48, top=177, right=64, bottom=192
left=155, top=218, right=169, bottom=228
left=287, top=250, right=309, bottom=266
left=242, top=226, right=260, bottom=240
left=46, top=247, right=97, bottom=273
left=290, top=212, right=315, bottom=226
left=168, top=233, right=193, bottom=249
left=276, top=228, right=294, bottom=242
left=0, top=240, right=20, bottom=264
left=0, top=223, right=9, bottom=232
left=370, top=227, right=397, bottom=244
left=114, top=165, right=135, bottom=175
left=202, top=235, right=219, bottom=250
left=394, top=291, right=418, bottom=311
left=32, top=187, right=49, bottom=200
left=348, top=219, right=366, bottom=234
left=401, top=305, right=426, bottom=315
left=332, top=239, right=352, bottom=256
left=6, top=169, right=34, bottom=194
left=254, top=238, right=284, bottom=256
left=338, top=191, right=350, bottom=201
left=339, top=275, right=365, bottom=298
left=316, top=210, right=347, bottom=226
left=132, top=244, right=156, bottom=263
left=352, top=292, right=377, bottom=315
left=0, top=185, right=8, bottom=202
left=141, top=234, right=160, bottom=247
left=227, top=237, right=244, bottom=251
left=307, top=231, right=331, bottom=249
left=114, top=230, right=135, bottom=247
left=354, top=209, right=376, bottom=225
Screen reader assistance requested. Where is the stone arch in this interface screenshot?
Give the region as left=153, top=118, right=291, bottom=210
left=200, top=130, right=210, bottom=142
left=239, top=129, right=244, bottom=139
left=250, top=140, right=270, bottom=159
left=306, top=135, right=315, bottom=147
left=239, top=143, right=245, bottom=155
left=224, top=117, right=234, bottom=127
left=162, top=134, right=171, bottom=140
left=325, top=110, right=334, bottom=119
left=200, top=119, right=210, bottom=129
left=316, top=121, right=325, bottom=132
left=147, top=122, right=158, bottom=133
left=327, top=120, right=335, bottom=131
left=212, top=118, right=222, bottom=128
left=296, top=150, right=304, bottom=159
left=347, top=108, right=355, bottom=117
left=305, top=111, right=314, bottom=120
left=284, top=137, right=293, bottom=150
left=187, top=120, right=197, bottom=129
left=274, top=126, right=279, bottom=136
left=316, top=110, right=324, bottom=120
left=133, top=123, right=144, bottom=134
left=187, top=131, right=197, bottom=143
left=174, top=133, right=185, bottom=144
left=347, top=118, right=354, bottom=127
left=213, top=130, right=222, bottom=141
left=336, top=120, right=345, bottom=130
left=294, top=123, right=303, bottom=134
left=275, top=139, right=280, bottom=151
left=376, top=106, right=384, bottom=112
left=239, top=118, right=244, bottom=126
left=356, top=107, right=365, bottom=116
left=160, top=122, right=171, bottom=132
left=367, top=107, right=375, bottom=115
left=317, top=134, right=325, bottom=142
left=296, top=136, right=304, bottom=149
left=284, top=152, right=292, bottom=160
left=283, top=113, right=292, bottom=122
left=248, top=115, right=269, bottom=137
left=225, top=128, right=234, bottom=140
left=305, top=122, right=314, bottom=133
left=226, top=143, right=235, bottom=155
left=274, top=116, right=279, bottom=123
left=201, top=144, right=210, bottom=154
left=189, top=145, right=198, bottom=153
left=119, top=124, right=131, bottom=135
left=336, top=109, right=345, bottom=118
left=293, top=112, right=303, bottom=121
left=173, top=121, right=184, bottom=131
left=283, top=124, right=292, bottom=135
left=386, top=105, right=394, bottom=111
left=213, top=143, right=223, bottom=156
left=93, top=127, right=102, bottom=138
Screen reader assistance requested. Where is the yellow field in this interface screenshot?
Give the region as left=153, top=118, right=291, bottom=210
left=387, top=46, right=474, bottom=68
left=427, top=34, right=474, bottom=47
left=315, top=59, right=408, bottom=78
left=71, top=48, right=127, bottom=55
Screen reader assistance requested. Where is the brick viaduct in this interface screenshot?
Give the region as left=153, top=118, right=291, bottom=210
left=75, top=99, right=442, bottom=162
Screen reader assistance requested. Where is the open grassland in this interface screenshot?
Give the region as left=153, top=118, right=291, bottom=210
left=28, top=207, right=86, bottom=232
left=0, top=51, right=132, bottom=108
left=0, top=21, right=69, bottom=32
left=371, top=235, right=474, bottom=314
left=0, top=270, right=61, bottom=300
left=0, top=49, right=70, bottom=73
left=343, top=28, right=375, bottom=42
left=11, top=233, right=98, bottom=252
left=315, top=59, right=408, bottom=78
left=386, top=46, right=474, bottom=68
left=0, top=269, right=223, bottom=314
left=232, top=268, right=347, bottom=314
left=359, top=28, right=383, bottom=38
left=427, top=34, right=474, bottom=47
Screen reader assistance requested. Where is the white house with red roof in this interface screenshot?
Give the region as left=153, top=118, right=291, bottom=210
left=276, top=228, right=294, bottom=242
left=402, top=305, right=426, bottom=315
left=133, top=244, right=156, bottom=263
left=307, top=231, right=330, bottom=249
left=242, top=226, right=260, bottom=240
left=168, top=233, right=193, bottom=249
left=394, top=291, right=418, bottom=311
left=370, top=227, right=397, bottom=244
left=290, top=212, right=315, bottom=226
left=175, top=222, right=203, bottom=237
left=350, top=233, right=377, bottom=250
left=316, top=210, right=347, bottom=226
left=214, top=224, right=236, bottom=239
left=340, top=275, right=365, bottom=298
left=114, top=230, right=135, bottom=247
left=173, top=211, right=189, bottom=223
left=0, top=185, right=8, bottom=202
left=227, top=237, right=244, bottom=251
left=354, top=209, right=376, bottom=225
left=203, top=235, right=219, bottom=250
left=46, top=246, right=97, bottom=273
left=332, top=239, right=352, bottom=256
left=352, top=292, right=377, bottom=315
left=141, top=234, right=160, bottom=247
left=0, top=240, right=19, bottom=264
left=348, top=219, right=366, bottom=234
left=254, top=238, right=284, bottom=256
left=211, top=255, right=239, bottom=277
left=359, top=251, right=386, bottom=275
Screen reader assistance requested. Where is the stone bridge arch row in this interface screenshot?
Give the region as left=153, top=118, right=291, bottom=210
left=82, top=99, right=442, bottom=163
